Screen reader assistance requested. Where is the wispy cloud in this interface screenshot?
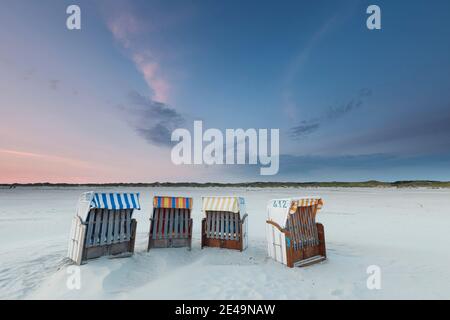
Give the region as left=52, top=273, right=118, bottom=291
left=282, top=14, right=341, bottom=119
left=335, top=103, right=450, bottom=155
left=121, top=91, right=185, bottom=147
left=0, top=148, right=94, bottom=169
left=290, top=88, right=372, bottom=139
left=104, top=6, right=170, bottom=103
left=282, top=1, right=359, bottom=119
left=221, top=152, right=450, bottom=181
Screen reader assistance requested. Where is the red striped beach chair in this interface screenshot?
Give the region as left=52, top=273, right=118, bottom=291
left=201, top=197, right=248, bottom=251
left=266, top=198, right=326, bottom=267
left=67, top=192, right=141, bottom=265
left=148, top=196, right=193, bottom=250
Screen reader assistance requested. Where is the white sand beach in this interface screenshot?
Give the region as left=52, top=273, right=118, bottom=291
left=1, top=187, right=449, bottom=299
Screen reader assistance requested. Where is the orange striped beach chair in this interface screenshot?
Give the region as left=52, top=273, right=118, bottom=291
left=148, top=196, right=193, bottom=250
left=201, top=196, right=248, bottom=251
left=266, top=197, right=326, bottom=267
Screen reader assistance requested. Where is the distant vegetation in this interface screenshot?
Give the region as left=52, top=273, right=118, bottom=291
left=2, top=181, right=450, bottom=188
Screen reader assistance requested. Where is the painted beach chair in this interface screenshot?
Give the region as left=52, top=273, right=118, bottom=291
left=201, top=197, right=248, bottom=251
left=67, top=192, right=141, bottom=265
left=266, top=198, right=326, bottom=267
left=148, top=196, right=193, bottom=250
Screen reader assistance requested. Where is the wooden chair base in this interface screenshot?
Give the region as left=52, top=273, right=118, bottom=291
left=201, top=237, right=243, bottom=251
left=148, top=238, right=192, bottom=250
left=82, top=219, right=137, bottom=263
left=201, top=217, right=246, bottom=251
left=293, top=255, right=326, bottom=267
left=286, top=223, right=326, bottom=268
left=147, top=216, right=193, bottom=251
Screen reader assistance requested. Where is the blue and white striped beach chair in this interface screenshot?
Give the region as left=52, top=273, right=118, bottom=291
left=67, top=192, right=141, bottom=265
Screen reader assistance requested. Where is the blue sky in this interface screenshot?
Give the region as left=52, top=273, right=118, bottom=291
left=0, top=0, right=449, bottom=182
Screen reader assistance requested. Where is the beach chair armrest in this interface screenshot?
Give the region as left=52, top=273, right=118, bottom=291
left=241, top=213, right=248, bottom=224
left=266, top=220, right=291, bottom=237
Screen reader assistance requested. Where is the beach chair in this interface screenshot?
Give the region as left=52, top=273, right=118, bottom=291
left=266, top=198, right=326, bottom=267
left=201, top=197, right=248, bottom=251
left=67, top=192, right=141, bottom=265
left=148, top=196, right=193, bottom=250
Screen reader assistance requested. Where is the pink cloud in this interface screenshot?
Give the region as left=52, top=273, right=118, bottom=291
left=132, top=53, right=170, bottom=103
left=105, top=10, right=170, bottom=103
left=0, top=148, right=95, bottom=169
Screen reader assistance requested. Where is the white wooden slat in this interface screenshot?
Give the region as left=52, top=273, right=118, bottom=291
left=119, top=209, right=125, bottom=242
left=107, top=210, right=114, bottom=244
left=151, top=209, right=158, bottom=240
left=217, top=211, right=221, bottom=239
left=215, top=211, right=220, bottom=239
left=238, top=213, right=242, bottom=241
left=178, top=210, right=184, bottom=238
left=125, top=209, right=132, bottom=241
left=71, top=219, right=80, bottom=262
left=120, top=210, right=126, bottom=241
left=184, top=209, right=189, bottom=239
left=155, top=208, right=160, bottom=240
left=225, top=212, right=229, bottom=240
left=211, top=212, right=216, bottom=239
left=157, top=208, right=163, bottom=240
left=219, top=212, right=224, bottom=239
left=184, top=209, right=188, bottom=238
left=213, top=211, right=217, bottom=238
left=229, top=212, right=234, bottom=240
left=178, top=209, right=182, bottom=239
left=85, top=210, right=95, bottom=247
left=174, top=209, right=179, bottom=239
left=72, top=219, right=86, bottom=265
left=229, top=212, right=233, bottom=240
left=180, top=209, right=184, bottom=238
left=100, top=209, right=108, bottom=245
left=206, top=212, right=212, bottom=238
left=163, top=208, right=168, bottom=240
left=184, top=209, right=190, bottom=239
left=167, top=208, right=173, bottom=239
left=114, top=211, right=120, bottom=243
left=93, top=210, right=102, bottom=246
left=234, top=213, right=239, bottom=241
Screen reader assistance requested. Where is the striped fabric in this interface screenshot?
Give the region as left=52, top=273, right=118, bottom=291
left=295, top=198, right=323, bottom=208
left=202, top=197, right=243, bottom=213
left=153, top=196, right=192, bottom=209
left=289, top=198, right=323, bottom=214
left=90, top=193, right=141, bottom=210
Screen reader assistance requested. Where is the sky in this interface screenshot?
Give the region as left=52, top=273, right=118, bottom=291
left=0, top=0, right=450, bottom=183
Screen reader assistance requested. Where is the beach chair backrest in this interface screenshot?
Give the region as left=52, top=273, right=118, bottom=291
left=285, top=205, right=320, bottom=250
left=84, top=208, right=133, bottom=247
left=201, top=197, right=248, bottom=251
left=266, top=197, right=325, bottom=267
left=205, top=211, right=241, bottom=241
left=150, top=207, right=191, bottom=240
